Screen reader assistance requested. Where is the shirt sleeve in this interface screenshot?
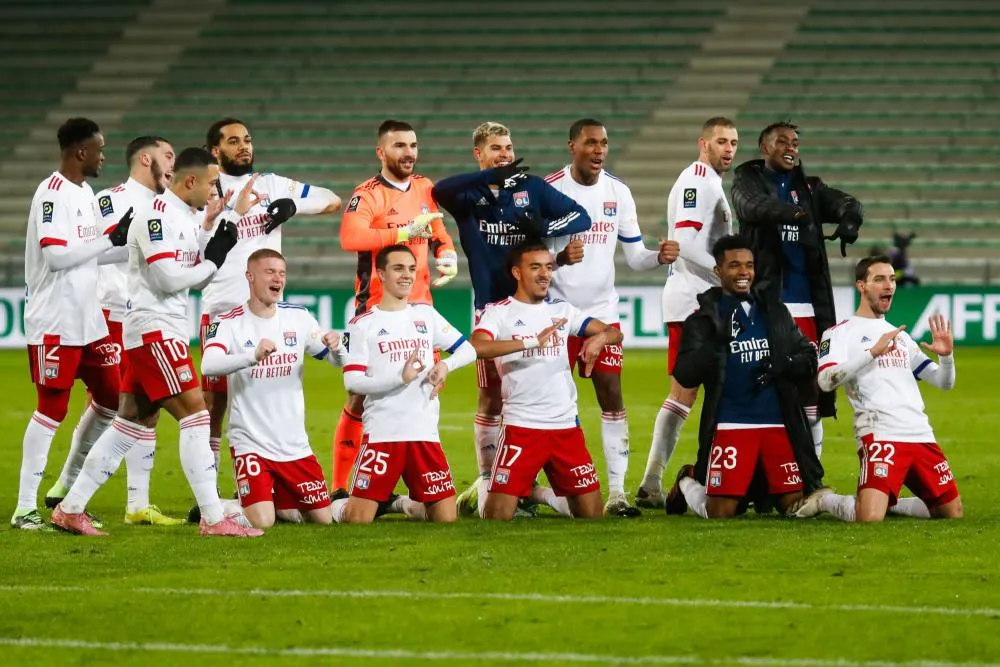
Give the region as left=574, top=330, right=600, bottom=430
left=339, top=188, right=398, bottom=251
left=264, top=173, right=311, bottom=201
left=36, top=192, right=73, bottom=248
left=565, top=303, right=591, bottom=338
left=817, top=324, right=873, bottom=392
left=342, top=319, right=371, bottom=374
left=669, top=175, right=717, bottom=278
left=537, top=180, right=592, bottom=237
left=904, top=332, right=956, bottom=389
left=202, top=317, right=232, bottom=354
left=617, top=189, right=660, bottom=271
left=302, top=313, right=330, bottom=359
left=430, top=307, right=466, bottom=353
left=472, top=304, right=500, bottom=340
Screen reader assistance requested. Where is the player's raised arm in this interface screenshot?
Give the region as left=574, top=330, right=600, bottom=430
left=810, top=176, right=863, bottom=258
left=618, top=193, right=669, bottom=271
left=144, top=217, right=237, bottom=293
left=200, top=318, right=262, bottom=376
left=906, top=315, right=956, bottom=390
left=532, top=178, right=591, bottom=237
left=339, top=189, right=440, bottom=251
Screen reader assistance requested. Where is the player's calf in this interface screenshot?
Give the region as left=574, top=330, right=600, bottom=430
left=930, top=496, right=963, bottom=520
left=567, top=490, right=603, bottom=519
left=483, top=491, right=520, bottom=521
left=705, top=496, right=741, bottom=519
left=244, top=501, right=277, bottom=529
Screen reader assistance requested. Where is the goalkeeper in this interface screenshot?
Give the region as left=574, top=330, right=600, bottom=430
left=431, top=121, right=592, bottom=518
left=731, top=120, right=864, bottom=462
left=331, top=120, right=458, bottom=493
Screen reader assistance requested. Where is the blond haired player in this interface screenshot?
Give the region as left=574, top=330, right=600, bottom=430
left=636, top=117, right=738, bottom=508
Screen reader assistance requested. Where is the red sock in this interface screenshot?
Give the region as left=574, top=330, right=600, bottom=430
left=332, top=407, right=363, bottom=491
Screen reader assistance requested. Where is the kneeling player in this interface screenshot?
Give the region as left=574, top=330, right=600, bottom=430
left=332, top=245, right=476, bottom=524
left=665, top=235, right=819, bottom=519
left=201, top=249, right=346, bottom=528
left=790, top=257, right=962, bottom=522
left=471, top=239, right=624, bottom=521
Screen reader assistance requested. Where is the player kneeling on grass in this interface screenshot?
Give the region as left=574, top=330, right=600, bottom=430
left=471, top=239, right=623, bottom=521
left=200, top=249, right=347, bottom=528
left=331, top=245, right=476, bottom=524
left=664, top=235, right=822, bottom=519
left=789, top=256, right=962, bottom=522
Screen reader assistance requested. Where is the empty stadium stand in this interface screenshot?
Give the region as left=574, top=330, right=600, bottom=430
left=0, top=0, right=996, bottom=288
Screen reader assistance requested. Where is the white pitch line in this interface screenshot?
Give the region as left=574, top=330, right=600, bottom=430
left=1, top=637, right=997, bottom=667
left=1, top=584, right=998, bottom=619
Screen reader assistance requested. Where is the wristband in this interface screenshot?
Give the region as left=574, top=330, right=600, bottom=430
left=523, top=337, right=540, bottom=350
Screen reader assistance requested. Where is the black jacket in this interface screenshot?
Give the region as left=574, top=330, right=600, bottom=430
left=731, top=159, right=862, bottom=418
left=673, top=287, right=824, bottom=495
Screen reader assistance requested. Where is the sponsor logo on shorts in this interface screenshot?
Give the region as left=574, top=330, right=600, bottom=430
left=495, top=467, right=510, bottom=485
left=355, top=473, right=370, bottom=490
left=874, top=462, right=889, bottom=478
left=709, top=472, right=722, bottom=487
left=283, top=331, right=297, bottom=346
left=238, top=482, right=250, bottom=497
left=933, top=460, right=954, bottom=485
left=95, top=341, right=121, bottom=367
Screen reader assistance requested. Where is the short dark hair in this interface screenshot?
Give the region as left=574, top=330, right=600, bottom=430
left=506, top=238, right=551, bottom=276
left=173, top=147, right=216, bottom=172
left=758, top=120, right=799, bottom=147
left=569, top=117, right=604, bottom=140
left=205, top=117, right=245, bottom=148
left=855, top=255, right=893, bottom=282
left=125, top=135, right=169, bottom=167
left=701, top=116, right=736, bottom=137
left=57, top=117, right=100, bottom=151
left=378, top=119, right=415, bottom=139
left=711, top=234, right=754, bottom=265
left=375, top=244, right=415, bottom=271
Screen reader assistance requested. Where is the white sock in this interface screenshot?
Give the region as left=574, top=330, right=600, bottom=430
left=16, top=412, right=61, bottom=512
left=806, top=406, right=822, bottom=459
left=209, top=436, right=222, bottom=471
left=473, top=414, right=500, bottom=475
left=475, top=474, right=490, bottom=518
left=61, top=417, right=142, bottom=514
left=531, top=485, right=572, bottom=517
left=331, top=497, right=348, bottom=523
left=179, top=411, right=224, bottom=525
left=679, top=476, right=708, bottom=519
left=819, top=493, right=856, bottom=522
left=600, top=410, right=629, bottom=495
left=397, top=496, right=427, bottom=521
left=124, top=433, right=156, bottom=513
left=642, top=399, right=689, bottom=492
left=890, top=497, right=931, bottom=519
left=56, top=402, right=116, bottom=490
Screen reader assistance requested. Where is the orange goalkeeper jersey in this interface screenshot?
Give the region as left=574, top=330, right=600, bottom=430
left=339, top=174, right=455, bottom=315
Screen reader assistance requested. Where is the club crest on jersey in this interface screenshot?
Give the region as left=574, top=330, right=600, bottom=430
left=283, top=331, right=297, bottom=346
left=683, top=188, right=697, bottom=208
left=513, top=191, right=529, bottom=208
left=347, top=195, right=360, bottom=213
left=495, top=468, right=510, bottom=485
left=790, top=190, right=800, bottom=205
left=355, top=473, right=370, bottom=490
left=413, top=320, right=427, bottom=334
left=98, top=195, right=114, bottom=217
left=206, top=322, right=219, bottom=340
left=177, top=367, right=193, bottom=383
left=147, top=218, right=163, bottom=241
left=818, top=339, right=831, bottom=358
left=603, top=201, right=617, bottom=216
left=42, top=201, right=54, bottom=224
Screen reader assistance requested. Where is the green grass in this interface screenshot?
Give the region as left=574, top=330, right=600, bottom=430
left=1, top=347, right=999, bottom=666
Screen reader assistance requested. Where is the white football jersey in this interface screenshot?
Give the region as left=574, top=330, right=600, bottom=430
left=543, top=167, right=643, bottom=323
left=124, top=189, right=203, bottom=349
left=199, top=172, right=310, bottom=317
left=345, top=304, right=465, bottom=444
left=23, top=172, right=108, bottom=345
left=473, top=297, right=590, bottom=429
left=819, top=316, right=939, bottom=443
left=94, top=178, right=158, bottom=322
left=204, top=302, right=331, bottom=461
left=662, top=160, right=733, bottom=322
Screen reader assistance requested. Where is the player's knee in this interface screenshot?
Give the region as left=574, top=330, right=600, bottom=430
left=669, top=381, right=697, bottom=407
left=343, top=499, right=377, bottom=524
left=477, top=389, right=502, bottom=416
left=705, top=499, right=738, bottom=519
left=305, top=508, right=334, bottom=525
left=346, top=393, right=365, bottom=414
left=936, top=497, right=963, bottom=520
left=483, top=501, right=514, bottom=521
left=854, top=507, right=886, bottom=523
left=35, top=386, right=71, bottom=423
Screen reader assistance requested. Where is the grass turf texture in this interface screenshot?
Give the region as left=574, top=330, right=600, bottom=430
left=1, top=347, right=998, bottom=666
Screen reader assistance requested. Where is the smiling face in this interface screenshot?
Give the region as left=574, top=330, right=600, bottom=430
left=377, top=130, right=418, bottom=181
left=762, top=126, right=799, bottom=173
left=378, top=249, right=417, bottom=300
left=474, top=131, right=514, bottom=170
left=715, top=248, right=755, bottom=297
left=512, top=249, right=554, bottom=303
left=858, top=261, right=897, bottom=317
left=247, top=255, right=287, bottom=307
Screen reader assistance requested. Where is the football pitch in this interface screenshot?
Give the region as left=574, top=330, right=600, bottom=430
left=1, top=347, right=998, bottom=667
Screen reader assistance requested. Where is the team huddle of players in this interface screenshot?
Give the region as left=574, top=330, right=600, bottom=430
left=11, top=113, right=963, bottom=536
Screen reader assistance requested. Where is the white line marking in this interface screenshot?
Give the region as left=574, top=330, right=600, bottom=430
left=1, top=637, right=996, bottom=667
left=1, top=585, right=998, bottom=619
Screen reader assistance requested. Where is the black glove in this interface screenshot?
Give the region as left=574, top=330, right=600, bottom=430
left=107, top=207, right=134, bottom=247
left=203, top=220, right=238, bottom=268
left=263, top=198, right=297, bottom=234
left=489, top=158, right=529, bottom=189
left=753, top=355, right=789, bottom=392
left=825, top=199, right=862, bottom=257
left=513, top=208, right=544, bottom=236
